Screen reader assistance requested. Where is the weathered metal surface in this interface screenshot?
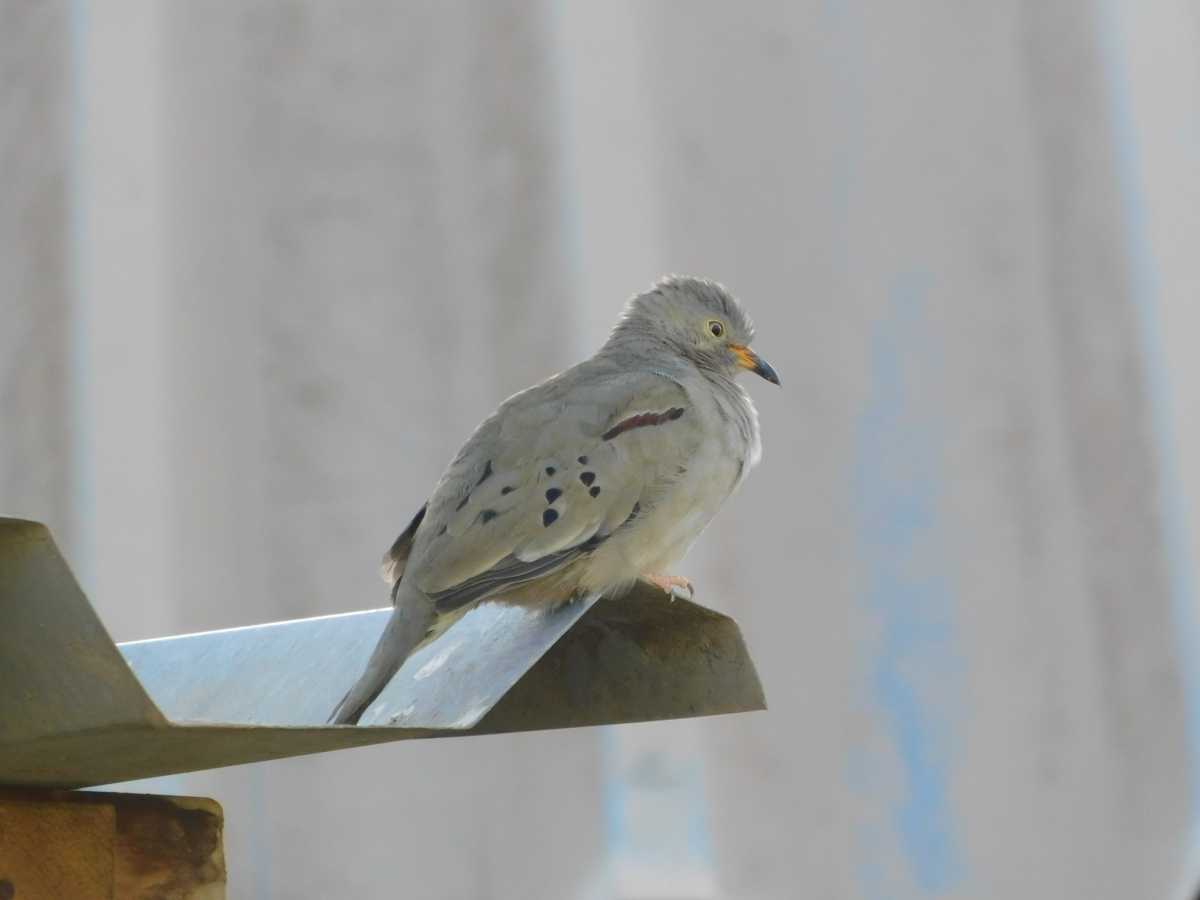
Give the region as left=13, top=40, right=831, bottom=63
left=0, top=519, right=167, bottom=746
left=0, top=518, right=766, bottom=788
left=120, top=596, right=602, bottom=730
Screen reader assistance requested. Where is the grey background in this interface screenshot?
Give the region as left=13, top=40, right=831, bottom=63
left=5, top=1, right=1200, bottom=898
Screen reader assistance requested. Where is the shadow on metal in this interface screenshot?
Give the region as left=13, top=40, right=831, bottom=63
left=0, top=518, right=766, bottom=788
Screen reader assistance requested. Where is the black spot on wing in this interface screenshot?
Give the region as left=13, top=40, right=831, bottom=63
left=481, top=510, right=498, bottom=524
left=579, top=471, right=595, bottom=486
left=438, top=524, right=447, bottom=536
left=590, top=486, right=601, bottom=497
left=545, top=466, right=556, bottom=476
left=578, top=456, right=588, bottom=464
left=543, top=509, right=558, bottom=527
left=477, top=460, right=493, bottom=485
left=501, top=486, right=514, bottom=495
left=545, top=488, right=562, bottom=504
left=456, top=495, right=470, bottom=511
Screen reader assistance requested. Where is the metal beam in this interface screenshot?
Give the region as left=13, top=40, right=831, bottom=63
left=0, top=518, right=765, bottom=788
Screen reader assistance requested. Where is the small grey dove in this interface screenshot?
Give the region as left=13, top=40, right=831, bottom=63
left=329, top=275, right=779, bottom=725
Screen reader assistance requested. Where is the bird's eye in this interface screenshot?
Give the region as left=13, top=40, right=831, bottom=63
left=708, top=320, right=724, bottom=338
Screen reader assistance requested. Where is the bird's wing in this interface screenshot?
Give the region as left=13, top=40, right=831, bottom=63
left=408, top=368, right=699, bottom=612
left=380, top=502, right=428, bottom=597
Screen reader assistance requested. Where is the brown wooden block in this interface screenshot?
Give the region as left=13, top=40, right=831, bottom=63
left=0, top=798, right=115, bottom=900
left=0, top=789, right=224, bottom=900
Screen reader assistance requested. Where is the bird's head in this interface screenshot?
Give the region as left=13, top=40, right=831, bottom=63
left=608, top=275, right=780, bottom=385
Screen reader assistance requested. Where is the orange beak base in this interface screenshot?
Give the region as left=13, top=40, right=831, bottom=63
left=731, top=345, right=781, bottom=385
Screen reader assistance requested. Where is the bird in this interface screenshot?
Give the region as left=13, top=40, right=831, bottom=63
left=329, top=275, right=779, bottom=725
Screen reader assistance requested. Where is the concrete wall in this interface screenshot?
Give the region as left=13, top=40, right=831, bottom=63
left=0, top=1, right=74, bottom=554
left=4, top=1, right=1200, bottom=898
left=560, top=3, right=1195, bottom=896
left=106, top=4, right=602, bottom=898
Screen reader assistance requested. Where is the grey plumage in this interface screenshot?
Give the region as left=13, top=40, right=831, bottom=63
left=330, top=275, right=778, bottom=725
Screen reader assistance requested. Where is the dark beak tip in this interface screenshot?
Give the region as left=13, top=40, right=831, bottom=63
left=754, top=358, right=781, bottom=387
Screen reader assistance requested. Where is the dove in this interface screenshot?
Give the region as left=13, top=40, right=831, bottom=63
left=330, top=275, right=779, bottom=725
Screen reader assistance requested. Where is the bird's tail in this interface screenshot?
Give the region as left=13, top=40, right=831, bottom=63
left=328, top=581, right=435, bottom=725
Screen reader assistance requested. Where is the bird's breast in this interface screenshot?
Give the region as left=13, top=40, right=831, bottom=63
left=583, top=406, right=755, bottom=590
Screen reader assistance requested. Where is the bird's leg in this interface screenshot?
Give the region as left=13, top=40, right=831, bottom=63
left=641, top=572, right=694, bottom=599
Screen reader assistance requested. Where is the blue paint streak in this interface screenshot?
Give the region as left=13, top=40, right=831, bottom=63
left=851, top=270, right=966, bottom=896
left=598, top=728, right=716, bottom=877
left=600, top=727, right=630, bottom=858
left=683, top=762, right=716, bottom=867
left=1099, top=0, right=1200, bottom=860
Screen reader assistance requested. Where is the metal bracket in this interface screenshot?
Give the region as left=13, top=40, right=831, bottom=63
left=0, top=518, right=765, bottom=788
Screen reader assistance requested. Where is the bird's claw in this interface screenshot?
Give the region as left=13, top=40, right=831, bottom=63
left=640, top=572, right=694, bottom=600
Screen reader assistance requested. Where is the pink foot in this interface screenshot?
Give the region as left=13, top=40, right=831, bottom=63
left=640, top=571, right=694, bottom=599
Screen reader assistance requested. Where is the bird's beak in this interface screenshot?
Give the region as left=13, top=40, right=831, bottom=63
left=731, top=345, right=781, bottom=385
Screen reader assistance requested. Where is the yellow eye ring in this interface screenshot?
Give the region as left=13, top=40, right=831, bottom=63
left=708, top=320, right=724, bottom=338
